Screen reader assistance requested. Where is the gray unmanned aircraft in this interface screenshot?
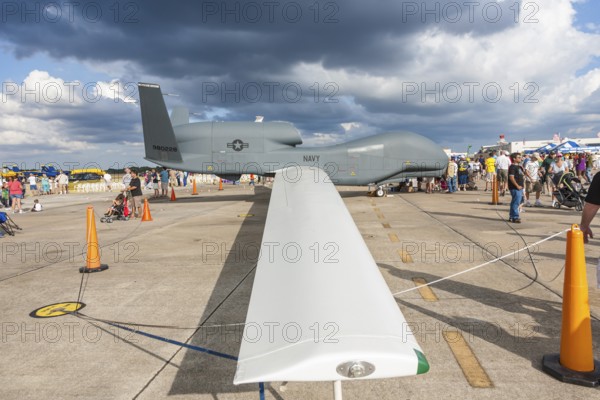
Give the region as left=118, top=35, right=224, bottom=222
left=138, top=83, right=448, bottom=195
left=137, top=82, right=448, bottom=398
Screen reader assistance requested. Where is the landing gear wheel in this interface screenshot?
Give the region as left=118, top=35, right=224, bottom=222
left=375, top=187, right=385, bottom=197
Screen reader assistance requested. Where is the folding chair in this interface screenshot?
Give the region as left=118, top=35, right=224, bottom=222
left=0, top=212, right=22, bottom=236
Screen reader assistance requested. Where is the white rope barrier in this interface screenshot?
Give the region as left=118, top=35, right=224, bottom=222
left=392, top=228, right=570, bottom=297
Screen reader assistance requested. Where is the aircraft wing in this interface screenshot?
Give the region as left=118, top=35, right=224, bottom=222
left=234, top=167, right=428, bottom=384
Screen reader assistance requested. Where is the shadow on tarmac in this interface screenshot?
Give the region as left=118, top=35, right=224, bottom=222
left=147, top=192, right=258, bottom=204
left=168, top=185, right=271, bottom=396
left=381, top=266, right=600, bottom=372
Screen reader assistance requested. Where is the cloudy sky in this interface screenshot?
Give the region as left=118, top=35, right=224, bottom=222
left=1, top=0, right=600, bottom=169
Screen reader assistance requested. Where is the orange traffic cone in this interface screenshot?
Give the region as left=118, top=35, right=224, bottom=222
left=191, top=179, right=198, bottom=195
left=79, top=206, right=108, bottom=273
left=170, top=186, right=177, bottom=201
left=141, top=198, right=153, bottom=221
left=218, top=179, right=223, bottom=191
left=542, top=224, right=600, bottom=386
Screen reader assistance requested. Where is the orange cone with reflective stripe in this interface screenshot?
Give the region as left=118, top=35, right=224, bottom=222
left=79, top=206, right=108, bottom=273
left=219, top=179, right=223, bottom=191
left=141, top=198, right=153, bottom=222
left=542, top=224, right=600, bottom=386
left=170, top=186, right=177, bottom=201
left=191, top=179, right=198, bottom=195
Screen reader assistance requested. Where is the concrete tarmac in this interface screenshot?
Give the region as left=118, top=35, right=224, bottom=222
left=0, top=183, right=599, bottom=399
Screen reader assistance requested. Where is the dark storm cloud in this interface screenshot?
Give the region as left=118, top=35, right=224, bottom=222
left=0, top=0, right=522, bottom=77
left=59, top=105, right=141, bottom=144
left=0, top=0, right=547, bottom=153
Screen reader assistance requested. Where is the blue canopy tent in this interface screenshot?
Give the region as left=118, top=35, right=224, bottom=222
left=525, top=143, right=557, bottom=154
left=553, top=140, right=581, bottom=154
left=564, top=146, right=600, bottom=154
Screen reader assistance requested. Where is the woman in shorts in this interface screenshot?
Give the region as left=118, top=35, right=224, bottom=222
left=8, top=176, right=24, bottom=214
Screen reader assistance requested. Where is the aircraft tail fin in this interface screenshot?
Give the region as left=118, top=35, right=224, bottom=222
left=138, top=83, right=183, bottom=163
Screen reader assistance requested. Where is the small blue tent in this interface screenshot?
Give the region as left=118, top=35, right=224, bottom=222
left=525, top=143, right=557, bottom=154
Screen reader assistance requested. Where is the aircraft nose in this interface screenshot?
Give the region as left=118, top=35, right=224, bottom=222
left=416, top=140, right=448, bottom=171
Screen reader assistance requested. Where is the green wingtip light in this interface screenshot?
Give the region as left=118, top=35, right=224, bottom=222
left=414, top=349, right=430, bottom=375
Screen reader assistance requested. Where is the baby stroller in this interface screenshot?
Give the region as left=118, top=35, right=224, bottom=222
left=100, top=195, right=130, bottom=223
left=552, top=172, right=586, bottom=211
left=0, top=211, right=22, bottom=236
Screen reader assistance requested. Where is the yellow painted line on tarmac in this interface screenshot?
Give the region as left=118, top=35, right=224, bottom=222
left=382, top=223, right=391, bottom=229
left=443, top=330, right=494, bottom=388
left=376, top=212, right=385, bottom=220
left=412, top=278, right=438, bottom=301
left=398, top=250, right=414, bottom=264
left=373, top=207, right=380, bottom=212
left=388, top=233, right=399, bottom=243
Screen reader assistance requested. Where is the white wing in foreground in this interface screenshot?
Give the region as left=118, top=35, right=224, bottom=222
left=234, top=167, right=428, bottom=384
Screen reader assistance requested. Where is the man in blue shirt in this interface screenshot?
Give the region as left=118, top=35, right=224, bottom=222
left=159, top=167, right=170, bottom=197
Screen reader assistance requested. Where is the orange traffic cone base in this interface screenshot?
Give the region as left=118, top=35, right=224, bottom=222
left=79, top=264, right=109, bottom=273
left=542, top=354, right=600, bottom=387
left=542, top=224, right=600, bottom=387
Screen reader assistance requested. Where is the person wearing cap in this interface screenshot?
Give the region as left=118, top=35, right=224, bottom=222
left=525, top=152, right=543, bottom=207
left=457, top=155, right=470, bottom=191
left=445, top=156, right=458, bottom=193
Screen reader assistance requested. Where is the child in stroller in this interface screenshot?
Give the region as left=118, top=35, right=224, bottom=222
left=101, top=193, right=129, bottom=223
left=552, top=171, right=587, bottom=211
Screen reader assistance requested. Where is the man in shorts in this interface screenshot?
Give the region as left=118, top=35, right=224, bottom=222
left=524, top=152, right=543, bottom=207
left=495, top=150, right=511, bottom=196
left=457, top=155, right=470, bottom=191
left=159, top=167, right=169, bottom=197
left=484, top=151, right=496, bottom=191
left=28, top=174, right=39, bottom=196
left=541, top=152, right=556, bottom=195
left=57, top=171, right=69, bottom=194
left=126, top=170, right=143, bottom=218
